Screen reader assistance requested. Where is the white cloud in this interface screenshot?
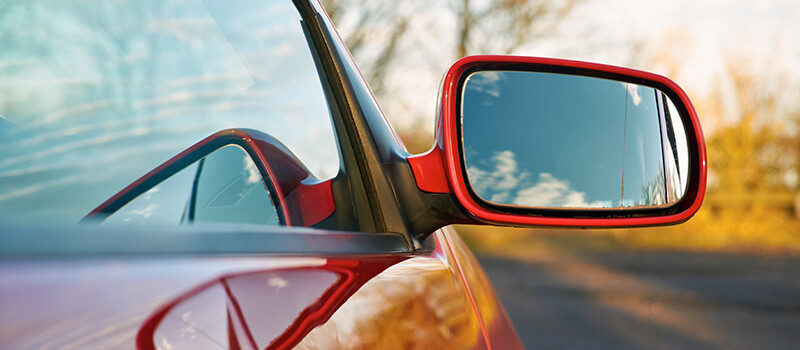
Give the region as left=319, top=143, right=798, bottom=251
left=467, top=150, right=525, bottom=203
left=147, top=18, right=218, bottom=42
left=468, top=150, right=612, bottom=208
left=626, top=83, right=642, bottom=106
left=514, top=173, right=610, bottom=208
left=130, top=203, right=158, bottom=218
left=465, top=72, right=502, bottom=98
left=491, top=150, right=521, bottom=190
left=243, top=153, right=261, bottom=185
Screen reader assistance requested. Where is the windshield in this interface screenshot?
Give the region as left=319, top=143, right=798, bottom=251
left=0, top=0, right=339, bottom=225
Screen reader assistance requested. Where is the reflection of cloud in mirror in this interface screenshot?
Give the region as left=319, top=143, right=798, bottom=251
left=468, top=150, right=611, bottom=208
left=626, top=83, right=642, bottom=106
left=515, top=173, right=610, bottom=208
left=465, top=71, right=502, bottom=98
left=468, top=150, right=525, bottom=203
left=477, top=71, right=502, bottom=83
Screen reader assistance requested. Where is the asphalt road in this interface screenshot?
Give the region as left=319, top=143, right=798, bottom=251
left=478, top=251, right=800, bottom=349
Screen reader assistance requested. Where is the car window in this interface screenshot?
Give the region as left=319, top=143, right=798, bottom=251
left=191, top=145, right=281, bottom=226
left=105, top=145, right=281, bottom=226
left=104, top=163, right=201, bottom=226
left=0, top=0, right=339, bottom=226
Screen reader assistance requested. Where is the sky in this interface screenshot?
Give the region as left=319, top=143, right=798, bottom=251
left=538, top=0, right=800, bottom=92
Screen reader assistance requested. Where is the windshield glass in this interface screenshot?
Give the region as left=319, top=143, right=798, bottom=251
left=0, top=0, right=339, bottom=225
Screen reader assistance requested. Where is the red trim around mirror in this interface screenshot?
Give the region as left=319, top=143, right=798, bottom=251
left=410, top=55, right=707, bottom=227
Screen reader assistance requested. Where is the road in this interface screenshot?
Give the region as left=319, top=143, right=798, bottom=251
left=478, top=250, right=800, bottom=349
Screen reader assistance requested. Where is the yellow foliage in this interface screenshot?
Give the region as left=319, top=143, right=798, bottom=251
left=611, top=204, right=800, bottom=253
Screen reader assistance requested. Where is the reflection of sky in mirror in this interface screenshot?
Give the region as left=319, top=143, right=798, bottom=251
left=665, top=97, right=689, bottom=197
left=0, top=0, right=338, bottom=224
left=462, top=71, right=669, bottom=209
left=622, top=83, right=665, bottom=207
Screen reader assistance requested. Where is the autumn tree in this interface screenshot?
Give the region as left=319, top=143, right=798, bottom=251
left=704, top=55, right=796, bottom=195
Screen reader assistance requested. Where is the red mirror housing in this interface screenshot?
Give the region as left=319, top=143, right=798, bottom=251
left=409, top=55, right=707, bottom=228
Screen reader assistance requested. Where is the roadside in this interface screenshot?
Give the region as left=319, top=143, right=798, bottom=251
left=455, top=209, right=800, bottom=349
left=473, top=238, right=800, bottom=349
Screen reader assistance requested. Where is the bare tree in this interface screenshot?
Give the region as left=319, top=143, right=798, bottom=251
left=322, top=0, right=416, bottom=97
left=324, top=0, right=581, bottom=84
left=451, top=0, right=579, bottom=58
left=323, top=0, right=582, bottom=153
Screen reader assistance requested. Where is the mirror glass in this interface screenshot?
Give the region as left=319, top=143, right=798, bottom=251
left=106, top=145, right=280, bottom=225
left=461, top=70, right=689, bottom=210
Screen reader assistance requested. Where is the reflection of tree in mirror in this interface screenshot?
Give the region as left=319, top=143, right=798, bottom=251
left=466, top=150, right=613, bottom=208
left=637, top=171, right=666, bottom=207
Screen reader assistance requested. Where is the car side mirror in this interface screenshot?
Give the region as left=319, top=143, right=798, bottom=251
left=85, top=129, right=335, bottom=227
left=409, top=56, right=706, bottom=227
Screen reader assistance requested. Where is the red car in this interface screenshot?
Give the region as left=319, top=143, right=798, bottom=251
left=0, top=0, right=706, bottom=349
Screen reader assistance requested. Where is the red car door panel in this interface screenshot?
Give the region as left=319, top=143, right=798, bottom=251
left=137, top=230, right=509, bottom=350
left=0, top=229, right=517, bottom=349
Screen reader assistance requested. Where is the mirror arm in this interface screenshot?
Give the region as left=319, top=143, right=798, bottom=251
left=403, top=144, right=480, bottom=239
left=408, top=146, right=450, bottom=194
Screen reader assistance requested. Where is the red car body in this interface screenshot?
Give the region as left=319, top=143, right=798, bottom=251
left=1, top=227, right=518, bottom=349
left=0, top=0, right=705, bottom=349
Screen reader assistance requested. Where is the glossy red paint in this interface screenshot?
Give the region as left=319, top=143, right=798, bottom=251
left=246, top=130, right=336, bottom=227
left=286, top=233, right=492, bottom=349
left=435, top=230, right=491, bottom=348
left=411, top=55, right=707, bottom=228
left=440, top=228, right=524, bottom=349
left=136, top=256, right=405, bottom=350
left=408, top=145, right=449, bottom=193
left=131, top=230, right=506, bottom=349
left=86, top=129, right=335, bottom=227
